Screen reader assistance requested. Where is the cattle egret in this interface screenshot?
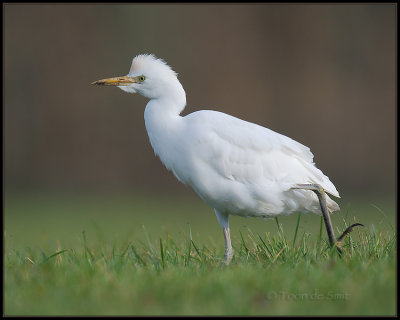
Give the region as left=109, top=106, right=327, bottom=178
left=92, top=54, right=363, bottom=264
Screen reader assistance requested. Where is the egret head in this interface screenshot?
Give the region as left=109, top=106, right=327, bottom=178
left=92, top=54, right=181, bottom=100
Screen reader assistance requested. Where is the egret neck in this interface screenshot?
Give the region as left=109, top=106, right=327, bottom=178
left=143, top=79, right=186, bottom=173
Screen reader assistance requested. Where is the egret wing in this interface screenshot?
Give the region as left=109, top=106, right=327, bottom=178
left=185, top=110, right=339, bottom=197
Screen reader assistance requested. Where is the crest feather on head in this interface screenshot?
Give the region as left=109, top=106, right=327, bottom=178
left=129, top=54, right=178, bottom=78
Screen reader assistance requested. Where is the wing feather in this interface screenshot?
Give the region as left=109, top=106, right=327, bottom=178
left=184, top=110, right=339, bottom=197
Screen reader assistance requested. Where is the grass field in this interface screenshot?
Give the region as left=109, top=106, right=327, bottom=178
left=4, top=191, right=396, bottom=315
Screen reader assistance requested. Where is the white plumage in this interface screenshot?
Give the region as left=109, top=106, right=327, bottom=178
left=171, top=110, right=340, bottom=217
left=93, top=54, right=348, bottom=263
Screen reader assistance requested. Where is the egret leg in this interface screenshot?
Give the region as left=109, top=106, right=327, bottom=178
left=214, top=209, right=234, bottom=264
left=223, top=227, right=234, bottom=264
left=292, top=184, right=363, bottom=254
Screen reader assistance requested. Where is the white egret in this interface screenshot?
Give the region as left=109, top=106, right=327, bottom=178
left=93, top=54, right=362, bottom=263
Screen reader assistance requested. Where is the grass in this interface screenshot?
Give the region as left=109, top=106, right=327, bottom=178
left=4, top=191, right=396, bottom=315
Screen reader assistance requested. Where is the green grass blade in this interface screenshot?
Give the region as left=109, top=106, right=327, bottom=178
left=130, top=245, right=146, bottom=266
left=191, top=239, right=201, bottom=260
left=39, top=249, right=68, bottom=265
left=142, top=225, right=154, bottom=255
left=275, top=217, right=288, bottom=249
left=239, top=230, right=249, bottom=255
left=292, top=212, right=301, bottom=247
left=159, top=238, right=165, bottom=268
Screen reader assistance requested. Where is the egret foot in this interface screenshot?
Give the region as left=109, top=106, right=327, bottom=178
left=336, top=222, right=364, bottom=249
left=292, top=183, right=364, bottom=254
left=223, top=247, right=234, bottom=265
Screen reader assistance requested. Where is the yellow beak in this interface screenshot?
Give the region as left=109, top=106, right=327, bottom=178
left=91, top=75, right=136, bottom=86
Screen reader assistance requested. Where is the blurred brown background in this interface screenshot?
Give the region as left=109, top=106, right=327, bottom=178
left=4, top=4, right=396, bottom=198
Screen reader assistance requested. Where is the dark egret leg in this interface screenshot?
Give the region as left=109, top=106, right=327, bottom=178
left=292, top=184, right=363, bottom=254
left=215, top=209, right=234, bottom=264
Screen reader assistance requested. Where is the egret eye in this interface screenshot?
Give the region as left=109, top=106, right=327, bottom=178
left=138, top=76, right=146, bottom=82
